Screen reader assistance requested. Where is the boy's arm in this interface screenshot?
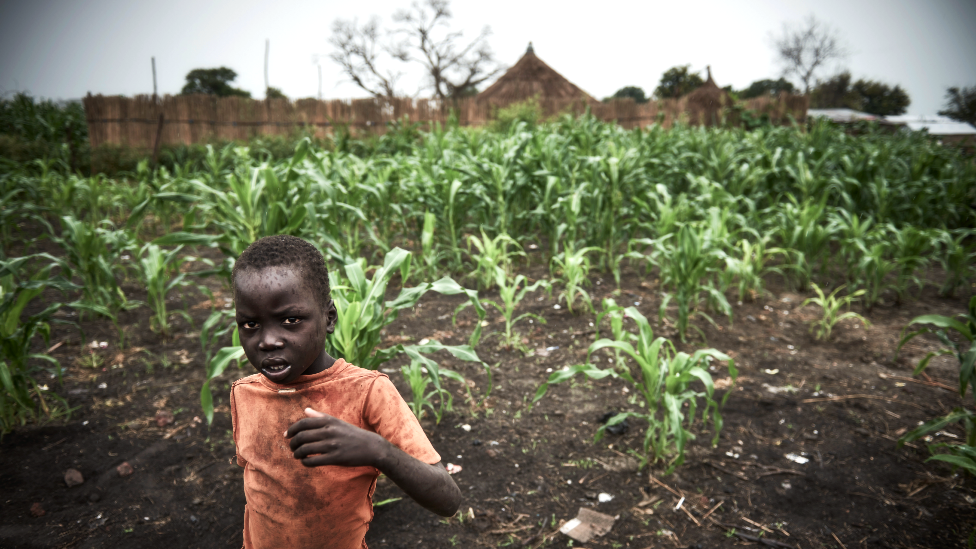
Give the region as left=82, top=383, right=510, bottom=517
left=373, top=444, right=461, bottom=517
left=286, top=408, right=461, bottom=517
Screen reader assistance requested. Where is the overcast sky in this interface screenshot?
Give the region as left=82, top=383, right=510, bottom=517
left=1, top=0, right=974, bottom=115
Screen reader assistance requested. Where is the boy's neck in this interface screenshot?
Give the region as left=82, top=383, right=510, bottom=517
left=302, top=352, right=338, bottom=377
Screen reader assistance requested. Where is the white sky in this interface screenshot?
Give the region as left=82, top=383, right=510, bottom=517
left=1, top=0, right=974, bottom=115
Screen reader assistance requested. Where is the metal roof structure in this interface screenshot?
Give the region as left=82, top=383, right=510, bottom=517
left=883, top=115, right=976, bottom=135
left=807, top=108, right=879, bottom=123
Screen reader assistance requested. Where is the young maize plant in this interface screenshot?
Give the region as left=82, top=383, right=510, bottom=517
left=472, top=269, right=550, bottom=350
left=897, top=297, right=976, bottom=476
left=589, top=143, right=641, bottom=286
left=135, top=243, right=197, bottom=336
left=0, top=255, right=104, bottom=433
left=415, top=211, right=451, bottom=283
left=886, top=224, right=935, bottom=303
left=653, top=224, right=731, bottom=342
left=428, top=179, right=465, bottom=272
left=42, top=215, right=137, bottom=318
left=399, top=343, right=472, bottom=424
left=830, top=209, right=877, bottom=288
left=153, top=138, right=315, bottom=282
left=465, top=229, right=524, bottom=291
left=594, top=298, right=628, bottom=366
left=455, top=132, right=530, bottom=237
left=856, top=241, right=897, bottom=310
left=772, top=196, right=834, bottom=291
left=720, top=235, right=785, bottom=303
left=307, top=152, right=374, bottom=260
left=935, top=229, right=976, bottom=298
left=800, top=283, right=869, bottom=341
left=550, top=244, right=600, bottom=314
left=328, top=248, right=484, bottom=367
left=533, top=307, right=736, bottom=473
left=545, top=181, right=586, bottom=262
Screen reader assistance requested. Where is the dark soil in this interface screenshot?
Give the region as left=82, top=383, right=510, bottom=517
left=2, top=249, right=974, bottom=549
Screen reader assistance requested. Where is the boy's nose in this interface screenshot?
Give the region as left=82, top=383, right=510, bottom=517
left=258, top=338, right=284, bottom=351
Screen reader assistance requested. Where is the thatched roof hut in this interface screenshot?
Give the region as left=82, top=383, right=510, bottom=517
left=477, top=43, right=595, bottom=106
left=685, top=66, right=734, bottom=127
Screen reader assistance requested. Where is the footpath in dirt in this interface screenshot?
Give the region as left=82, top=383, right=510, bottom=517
left=1, top=261, right=974, bottom=549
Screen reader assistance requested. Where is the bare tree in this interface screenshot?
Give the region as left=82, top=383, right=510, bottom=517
left=392, top=0, right=501, bottom=100
left=773, top=15, right=847, bottom=94
left=329, top=18, right=407, bottom=99
left=329, top=0, right=501, bottom=101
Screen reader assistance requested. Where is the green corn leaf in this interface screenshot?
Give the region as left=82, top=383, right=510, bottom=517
left=202, top=346, right=246, bottom=424
left=907, top=314, right=971, bottom=339
left=153, top=232, right=222, bottom=247
left=926, top=453, right=976, bottom=476
left=533, top=363, right=616, bottom=403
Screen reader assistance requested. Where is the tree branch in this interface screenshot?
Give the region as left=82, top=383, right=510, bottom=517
left=773, top=15, right=846, bottom=94
left=329, top=18, right=404, bottom=99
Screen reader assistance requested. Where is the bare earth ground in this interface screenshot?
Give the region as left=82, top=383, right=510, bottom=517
left=1, top=245, right=974, bottom=549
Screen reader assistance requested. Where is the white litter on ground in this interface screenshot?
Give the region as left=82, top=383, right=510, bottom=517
left=763, top=383, right=798, bottom=394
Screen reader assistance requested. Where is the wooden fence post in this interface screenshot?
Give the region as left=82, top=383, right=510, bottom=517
left=151, top=114, right=165, bottom=167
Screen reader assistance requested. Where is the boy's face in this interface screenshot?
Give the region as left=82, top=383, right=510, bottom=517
left=234, top=266, right=338, bottom=384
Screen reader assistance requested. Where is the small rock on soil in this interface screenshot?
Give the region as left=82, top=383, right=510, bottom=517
left=117, top=462, right=134, bottom=477
left=155, top=409, right=175, bottom=427
left=64, top=468, right=84, bottom=487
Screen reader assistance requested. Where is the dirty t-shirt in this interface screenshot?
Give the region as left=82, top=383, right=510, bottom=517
left=230, top=358, right=441, bottom=549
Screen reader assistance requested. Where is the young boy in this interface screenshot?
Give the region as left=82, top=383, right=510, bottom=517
left=229, top=235, right=461, bottom=549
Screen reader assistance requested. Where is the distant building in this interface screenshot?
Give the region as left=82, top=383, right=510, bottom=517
left=806, top=110, right=976, bottom=151
left=683, top=66, right=734, bottom=127
left=885, top=115, right=976, bottom=149
left=884, top=115, right=976, bottom=135
left=807, top=108, right=880, bottom=123
left=477, top=43, right=594, bottom=107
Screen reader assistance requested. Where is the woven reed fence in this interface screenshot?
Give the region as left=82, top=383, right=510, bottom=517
left=82, top=93, right=808, bottom=149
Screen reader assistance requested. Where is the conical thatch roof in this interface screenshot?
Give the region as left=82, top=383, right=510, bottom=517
left=685, top=66, right=734, bottom=126
left=478, top=43, right=595, bottom=105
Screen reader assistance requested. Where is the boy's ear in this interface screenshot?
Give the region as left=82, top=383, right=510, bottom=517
left=324, top=299, right=338, bottom=333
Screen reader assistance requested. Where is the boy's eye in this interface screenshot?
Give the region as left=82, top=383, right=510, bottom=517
left=283, top=317, right=301, bottom=325
left=241, top=321, right=258, bottom=329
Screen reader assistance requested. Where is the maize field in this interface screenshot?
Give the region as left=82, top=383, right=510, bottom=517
left=2, top=114, right=975, bottom=547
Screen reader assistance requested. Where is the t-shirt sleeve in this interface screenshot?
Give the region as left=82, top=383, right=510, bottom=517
left=229, top=383, right=248, bottom=468
left=362, top=375, right=441, bottom=465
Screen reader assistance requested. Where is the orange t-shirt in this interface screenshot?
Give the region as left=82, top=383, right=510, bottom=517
left=230, top=358, right=441, bottom=549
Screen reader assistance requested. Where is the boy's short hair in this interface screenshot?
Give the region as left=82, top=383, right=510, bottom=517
left=232, top=235, right=331, bottom=310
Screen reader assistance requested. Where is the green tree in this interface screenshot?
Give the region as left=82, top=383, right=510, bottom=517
left=181, top=67, right=251, bottom=97
left=852, top=79, right=910, bottom=116
left=811, top=72, right=911, bottom=115
left=809, top=72, right=858, bottom=109
left=739, top=78, right=796, bottom=99
left=654, top=65, right=704, bottom=99
left=609, top=86, right=649, bottom=104
left=265, top=86, right=287, bottom=99
left=939, top=86, right=976, bottom=125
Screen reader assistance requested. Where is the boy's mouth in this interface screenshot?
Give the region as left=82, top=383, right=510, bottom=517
left=261, top=358, right=291, bottom=382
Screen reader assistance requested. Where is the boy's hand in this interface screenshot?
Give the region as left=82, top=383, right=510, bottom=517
left=290, top=409, right=461, bottom=517
left=285, top=408, right=389, bottom=468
